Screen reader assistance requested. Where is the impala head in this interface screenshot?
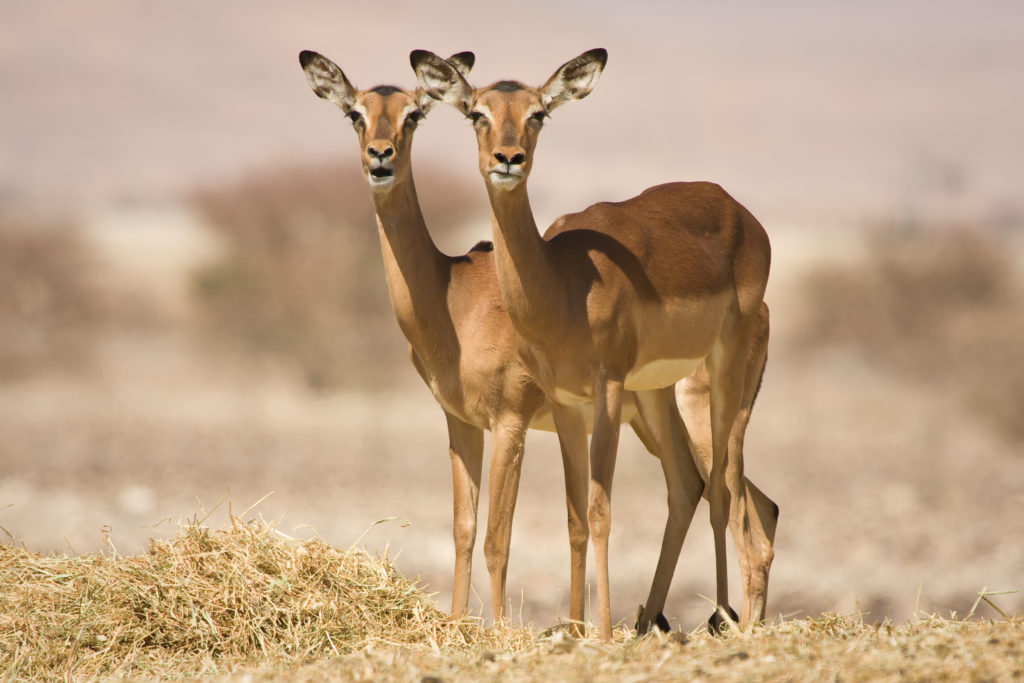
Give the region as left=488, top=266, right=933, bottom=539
left=411, top=48, right=606, bottom=192
left=300, top=50, right=475, bottom=193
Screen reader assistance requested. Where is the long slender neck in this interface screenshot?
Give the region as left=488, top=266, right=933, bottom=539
left=486, top=180, right=565, bottom=339
left=371, top=173, right=453, bottom=353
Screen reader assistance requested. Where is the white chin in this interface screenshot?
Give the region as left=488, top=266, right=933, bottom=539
left=488, top=172, right=523, bottom=190
left=368, top=175, right=395, bottom=193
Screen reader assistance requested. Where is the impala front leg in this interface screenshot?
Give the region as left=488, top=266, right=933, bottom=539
left=482, top=415, right=528, bottom=623
left=445, top=411, right=484, bottom=618
left=551, top=403, right=590, bottom=638
left=589, top=373, right=624, bottom=642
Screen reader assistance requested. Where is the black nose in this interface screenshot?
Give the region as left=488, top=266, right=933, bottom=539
left=494, top=151, right=524, bottom=165
left=368, top=145, right=394, bottom=160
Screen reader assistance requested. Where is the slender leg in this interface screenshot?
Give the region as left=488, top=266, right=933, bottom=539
left=634, top=387, right=705, bottom=634
left=482, top=415, right=528, bottom=623
left=589, top=373, right=624, bottom=642
left=445, top=411, right=484, bottom=618
left=551, top=403, right=590, bottom=637
left=679, top=302, right=777, bottom=629
left=728, top=302, right=775, bottom=626
left=706, top=316, right=758, bottom=632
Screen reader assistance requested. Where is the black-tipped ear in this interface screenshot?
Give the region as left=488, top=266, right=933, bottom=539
left=299, top=50, right=357, bottom=111
left=410, top=49, right=474, bottom=115
left=446, top=51, right=475, bottom=78
left=540, top=48, right=607, bottom=111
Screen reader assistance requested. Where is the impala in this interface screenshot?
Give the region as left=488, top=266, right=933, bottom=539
left=301, top=49, right=776, bottom=638
left=413, top=48, right=774, bottom=640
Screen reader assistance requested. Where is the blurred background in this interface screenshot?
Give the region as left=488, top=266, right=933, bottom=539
left=2, top=0, right=1022, bottom=629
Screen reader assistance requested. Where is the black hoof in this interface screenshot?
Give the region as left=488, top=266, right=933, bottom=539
left=635, top=605, right=671, bottom=634
left=655, top=611, right=671, bottom=632
left=707, top=605, right=739, bottom=635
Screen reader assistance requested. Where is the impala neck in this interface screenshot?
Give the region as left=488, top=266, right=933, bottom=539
left=371, top=173, right=453, bottom=352
left=486, top=181, right=565, bottom=339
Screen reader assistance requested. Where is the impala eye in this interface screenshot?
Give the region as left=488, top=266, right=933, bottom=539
left=346, top=110, right=363, bottom=125
left=468, top=110, right=486, bottom=125
left=530, top=110, right=548, bottom=124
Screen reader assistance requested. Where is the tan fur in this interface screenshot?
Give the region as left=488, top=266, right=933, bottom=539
left=412, top=48, right=775, bottom=640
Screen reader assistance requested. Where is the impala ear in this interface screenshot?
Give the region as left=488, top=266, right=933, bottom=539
left=299, top=50, right=357, bottom=112
left=416, top=51, right=475, bottom=112
left=540, top=48, right=607, bottom=111
left=410, top=49, right=474, bottom=116
left=446, top=51, right=476, bottom=78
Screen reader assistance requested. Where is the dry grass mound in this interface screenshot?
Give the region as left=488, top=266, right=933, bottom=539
left=0, top=516, right=527, bottom=679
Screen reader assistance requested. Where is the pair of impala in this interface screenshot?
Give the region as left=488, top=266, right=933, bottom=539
left=299, top=47, right=776, bottom=641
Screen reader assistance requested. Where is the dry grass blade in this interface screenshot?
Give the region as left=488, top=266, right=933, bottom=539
left=968, top=587, right=1020, bottom=622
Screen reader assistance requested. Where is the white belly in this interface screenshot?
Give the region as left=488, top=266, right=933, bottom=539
left=625, top=357, right=703, bottom=391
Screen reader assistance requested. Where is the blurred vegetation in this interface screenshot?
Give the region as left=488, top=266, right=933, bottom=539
left=0, top=213, right=103, bottom=379
left=190, top=160, right=482, bottom=391
left=794, top=222, right=1024, bottom=443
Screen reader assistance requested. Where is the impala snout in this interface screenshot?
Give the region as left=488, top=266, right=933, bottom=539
left=494, top=150, right=524, bottom=165
left=367, top=142, right=394, bottom=160
left=488, top=146, right=527, bottom=190
left=365, top=138, right=396, bottom=191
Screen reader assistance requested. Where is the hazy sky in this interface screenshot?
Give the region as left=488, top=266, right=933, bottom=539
left=1, top=0, right=1021, bottom=228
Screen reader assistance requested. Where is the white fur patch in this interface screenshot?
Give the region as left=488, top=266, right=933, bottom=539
left=488, top=170, right=524, bottom=190
left=472, top=103, right=493, bottom=123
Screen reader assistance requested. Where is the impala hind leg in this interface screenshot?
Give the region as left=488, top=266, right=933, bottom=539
left=552, top=403, right=590, bottom=638
left=728, top=302, right=775, bottom=627
left=590, top=374, right=624, bottom=642
left=445, top=412, right=484, bottom=618
left=633, top=387, right=704, bottom=635
left=482, top=415, right=529, bottom=624
left=680, top=302, right=777, bottom=631
left=705, top=318, right=759, bottom=633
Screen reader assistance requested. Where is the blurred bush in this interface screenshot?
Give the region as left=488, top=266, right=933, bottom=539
left=794, top=223, right=1024, bottom=442
left=0, top=213, right=102, bottom=379
left=190, top=160, right=482, bottom=391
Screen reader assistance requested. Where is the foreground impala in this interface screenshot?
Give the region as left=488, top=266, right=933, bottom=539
left=413, top=49, right=774, bottom=640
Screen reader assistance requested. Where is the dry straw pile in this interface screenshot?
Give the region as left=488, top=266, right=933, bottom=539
left=0, top=516, right=529, bottom=679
